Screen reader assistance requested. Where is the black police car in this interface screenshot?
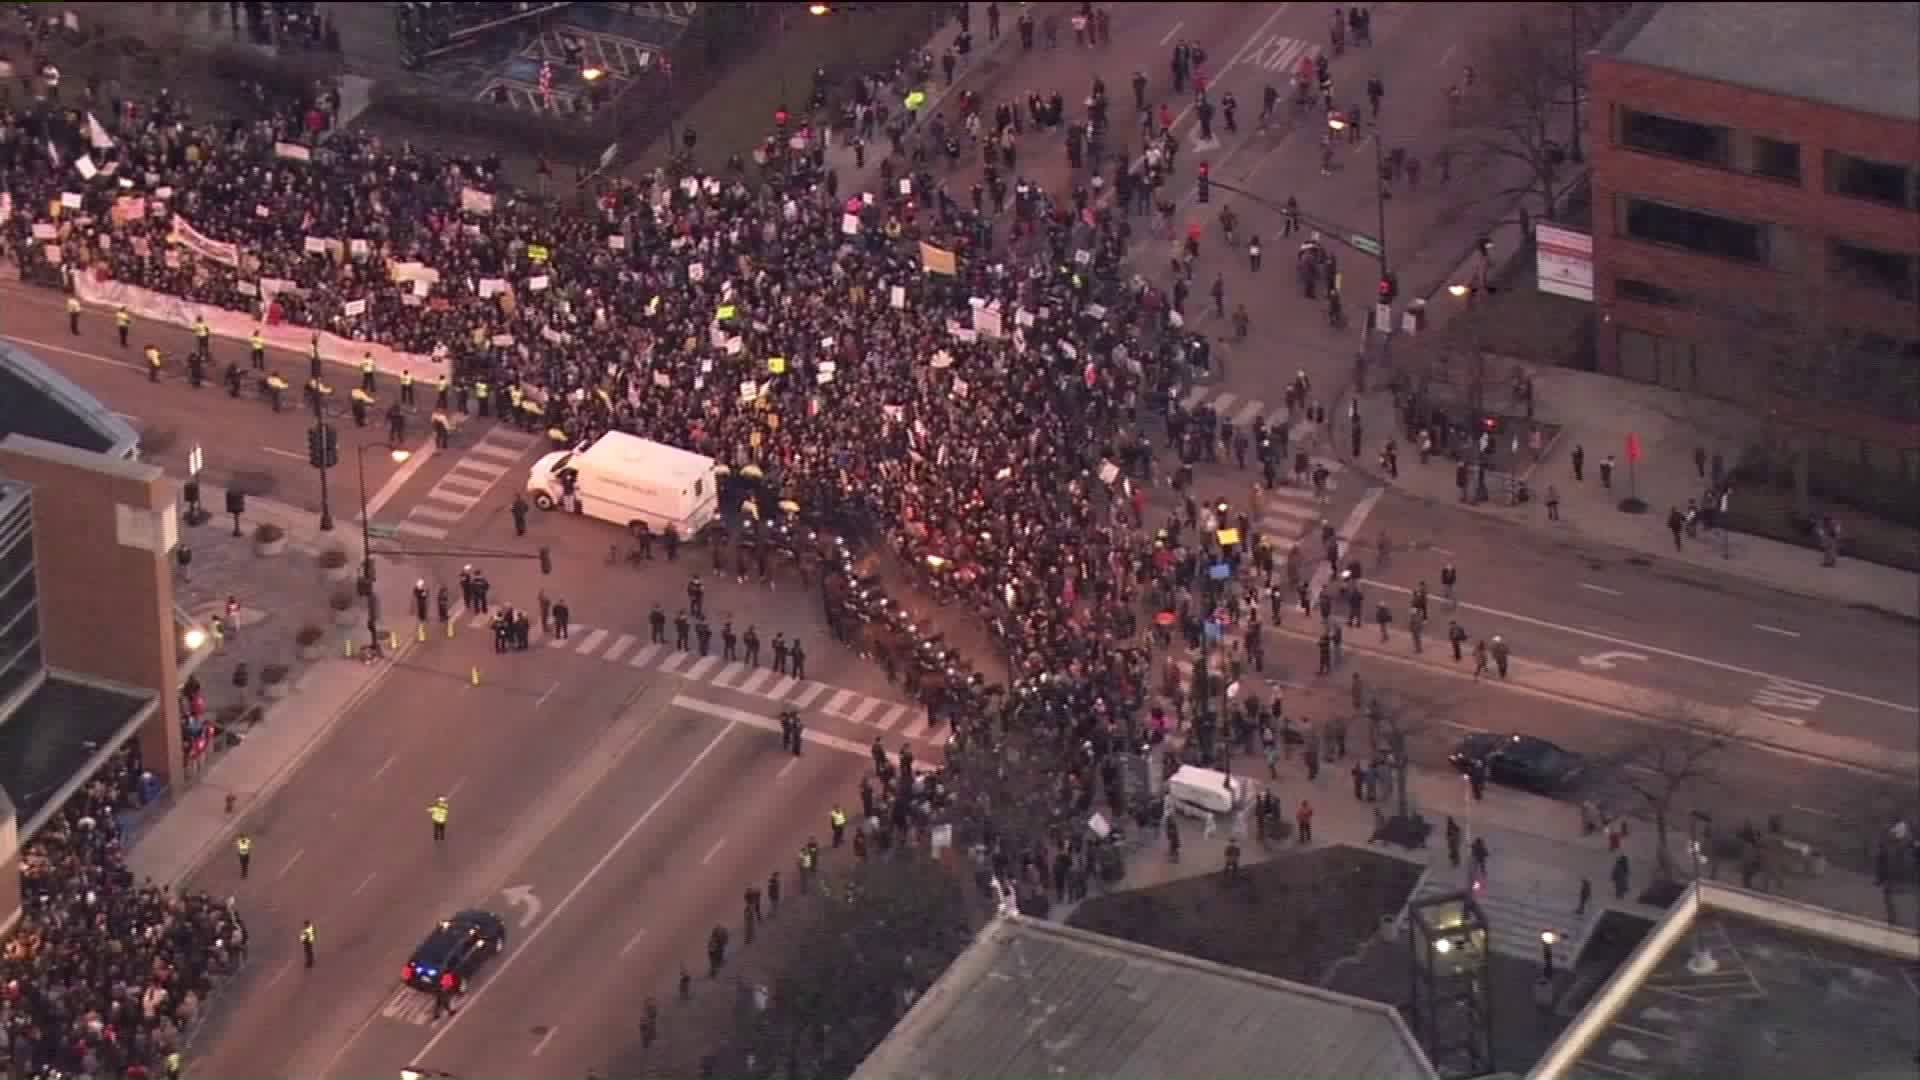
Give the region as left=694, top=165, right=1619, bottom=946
left=1449, top=732, right=1586, bottom=795
left=404, top=910, right=507, bottom=994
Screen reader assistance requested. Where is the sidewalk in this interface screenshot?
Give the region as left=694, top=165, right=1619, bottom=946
left=1347, top=362, right=1920, bottom=620
left=132, top=483, right=424, bottom=888
left=1072, top=758, right=1912, bottom=960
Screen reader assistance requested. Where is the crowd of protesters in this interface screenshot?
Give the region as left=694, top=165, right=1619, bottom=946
left=1, top=4, right=1336, bottom=913
left=3, top=746, right=246, bottom=1080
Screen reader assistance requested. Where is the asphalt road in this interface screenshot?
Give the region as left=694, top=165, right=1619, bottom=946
left=1249, top=634, right=1909, bottom=871
left=0, top=278, right=417, bottom=515
left=183, top=535, right=910, bottom=1079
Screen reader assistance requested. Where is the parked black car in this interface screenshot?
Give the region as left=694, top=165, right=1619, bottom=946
left=1449, top=732, right=1585, bottom=794
left=404, top=910, right=507, bottom=994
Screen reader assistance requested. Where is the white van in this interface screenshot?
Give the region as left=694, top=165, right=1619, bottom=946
left=526, top=431, right=719, bottom=536
left=1167, top=764, right=1246, bottom=818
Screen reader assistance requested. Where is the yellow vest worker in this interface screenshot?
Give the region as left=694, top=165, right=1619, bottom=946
left=547, top=426, right=568, bottom=446
left=194, top=318, right=210, bottom=341
left=145, top=345, right=162, bottom=382
left=429, top=796, right=450, bottom=842
left=300, top=921, right=317, bottom=967
left=66, top=296, right=80, bottom=334
left=361, top=356, right=375, bottom=375
left=235, top=834, right=253, bottom=877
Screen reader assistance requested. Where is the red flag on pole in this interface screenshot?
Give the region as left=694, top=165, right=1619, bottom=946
left=1625, top=432, right=1642, bottom=463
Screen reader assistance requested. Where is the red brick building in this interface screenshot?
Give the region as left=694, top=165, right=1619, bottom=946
left=1588, top=2, right=1920, bottom=496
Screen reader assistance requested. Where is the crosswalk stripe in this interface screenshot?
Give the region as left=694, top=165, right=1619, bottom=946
left=1179, top=384, right=1210, bottom=409
left=762, top=675, right=800, bottom=699
left=1263, top=504, right=1318, bottom=524
left=575, top=628, right=609, bottom=655
left=410, top=502, right=465, bottom=522
left=789, top=682, right=828, bottom=708
left=548, top=630, right=574, bottom=648
left=1212, top=392, right=1238, bottom=414
left=657, top=651, right=688, bottom=674
left=822, top=689, right=858, bottom=717
left=469, top=440, right=530, bottom=463
left=629, top=643, right=661, bottom=668
left=452, top=458, right=509, bottom=480
left=1231, top=399, right=1264, bottom=427
left=682, top=655, right=720, bottom=680
left=846, top=698, right=882, bottom=725
left=874, top=703, right=910, bottom=731
left=734, top=668, right=774, bottom=695
left=603, top=633, right=636, bottom=663
left=396, top=520, right=448, bottom=539
left=710, top=661, right=748, bottom=689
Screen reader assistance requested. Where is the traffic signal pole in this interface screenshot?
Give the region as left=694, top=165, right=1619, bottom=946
left=311, top=385, right=335, bottom=532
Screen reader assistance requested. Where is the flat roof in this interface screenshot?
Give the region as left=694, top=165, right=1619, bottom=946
left=1531, top=882, right=1920, bottom=1080
left=1600, top=2, right=1920, bottom=123
left=852, top=915, right=1438, bottom=1080
left=582, top=431, right=714, bottom=480
left=0, top=343, right=140, bottom=458
left=0, top=674, right=155, bottom=838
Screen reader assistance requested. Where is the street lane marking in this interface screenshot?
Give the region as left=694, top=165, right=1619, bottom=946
left=876, top=703, right=910, bottom=731
left=683, top=655, right=721, bottom=680
left=409, top=502, right=464, bottom=522
left=353, top=871, right=378, bottom=896
left=265, top=961, right=295, bottom=991
left=778, top=757, right=801, bottom=779
left=531, top=1026, right=559, bottom=1057
left=535, top=681, right=560, bottom=709
left=1222, top=4, right=1294, bottom=75
left=657, top=651, right=688, bottom=674
left=847, top=698, right=882, bottom=725
left=1579, top=583, right=1622, bottom=597
left=736, top=667, right=774, bottom=695
left=1364, top=579, right=1918, bottom=714
left=409, top=720, right=738, bottom=1063
left=1232, top=399, right=1264, bottom=428
left=630, top=643, right=662, bottom=668
left=1791, top=804, right=1841, bottom=820
left=575, top=628, right=610, bottom=655
left=762, top=675, right=801, bottom=700
left=447, top=776, right=469, bottom=800
left=277, top=849, right=305, bottom=880
left=0, top=331, right=136, bottom=370
left=1438, top=43, right=1458, bottom=70
left=1754, top=624, right=1801, bottom=639
left=603, top=633, right=637, bottom=663
left=674, top=695, right=877, bottom=760
left=620, top=928, right=649, bottom=957
left=362, top=435, right=437, bottom=516
left=790, top=682, right=828, bottom=707
left=371, top=753, right=398, bottom=782
left=262, top=447, right=305, bottom=462
left=547, top=632, right=572, bottom=649
left=701, top=837, right=728, bottom=865
left=1159, top=19, right=1183, bottom=46
left=396, top=520, right=449, bottom=539
left=823, top=689, right=858, bottom=717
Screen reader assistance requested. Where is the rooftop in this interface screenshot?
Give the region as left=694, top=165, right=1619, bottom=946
left=851, top=915, right=1438, bottom=1080
left=1600, top=2, right=1920, bottom=123
left=1531, top=882, right=1920, bottom=1080
left=0, top=673, right=155, bottom=838
left=0, top=343, right=140, bottom=459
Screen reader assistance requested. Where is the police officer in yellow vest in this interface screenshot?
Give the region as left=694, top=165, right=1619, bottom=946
left=67, top=295, right=81, bottom=335
left=474, top=379, right=492, bottom=418
left=235, top=833, right=253, bottom=878
left=435, top=373, right=451, bottom=410
left=360, top=353, right=377, bottom=393
left=165, top=1050, right=183, bottom=1080
left=301, top=920, right=317, bottom=967
left=350, top=386, right=374, bottom=426
left=145, top=345, right=163, bottom=383
left=547, top=425, right=568, bottom=447
left=265, top=371, right=289, bottom=412
left=116, top=305, right=131, bottom=348
left=432, top=408, right=452, bottom=449
left=829, top=805, right=849, bottom=847
left=193, top=315, right=212, bottom=359
left=507, top=384, right=524, bottom=425
left=429, top=795, right=450, bottom=843
left=250, top=328, right=266, bottom=370
left=307, top=377, right=332, bottom=411
left=399, top=369, right=416, bottom=407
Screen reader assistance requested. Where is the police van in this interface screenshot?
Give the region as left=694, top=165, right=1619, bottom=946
left=526, top=431, right=718, bottom=536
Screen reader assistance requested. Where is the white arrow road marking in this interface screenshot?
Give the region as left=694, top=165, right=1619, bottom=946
left=1578, top=650, right=1650, bottom=671
left=501, top=884, right=544, bottom=928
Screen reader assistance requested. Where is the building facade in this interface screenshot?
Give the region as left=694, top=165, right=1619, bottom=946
left=1589, top=3, right=1920, bottom=498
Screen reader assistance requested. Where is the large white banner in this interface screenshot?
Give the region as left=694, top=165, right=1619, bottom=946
left=1535, top=224, right=1593, bottom=303
left=169, top=215, right=241, bottom=267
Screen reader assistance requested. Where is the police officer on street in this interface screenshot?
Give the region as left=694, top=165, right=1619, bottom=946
left=387, top=402, right=407, bottom=447
left=235, top=833, right=253, bottom=877
left=116, top=305, right=131, bottom=347
left=301, top=920, right=317, bottom=967
left=360, top=352, right=377, bottom=393
left=145, top=344, right=163, bottom=382
left=399, top=369, right=416, bottom=407
left=67, top=294, right=81, bottom=335
left=511, top=494, right=530, bottom=537
left=413, top=579, right=431, bottom=623
left=192, top=314, right=212, bottom=360
left=250, top=327, right=266, bottom=369
left=429, top=795, right=450, bottom=843
left=649, top=604, right=667, bottom=644
left=432, top=407, right=452, bottom=449
left=350, top=386, right=373, bottom=427
left=225, top=361, right=244, bottom=398
left=674, top=610, right=691, bottom=651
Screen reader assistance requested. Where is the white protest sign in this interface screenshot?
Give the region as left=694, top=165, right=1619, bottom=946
left=343, top=299, right=367, bottom=317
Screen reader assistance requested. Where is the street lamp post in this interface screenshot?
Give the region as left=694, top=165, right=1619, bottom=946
left=1325, top=110, right=1390, bottom=279
left=311, top=384, right=335, bottom=532
left=355, top=442, right=411, bottom=657
left=1540, top=930, right=1558, bottom=978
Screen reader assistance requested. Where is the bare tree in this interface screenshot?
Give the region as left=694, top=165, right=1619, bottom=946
left=1451, top=17, right=1578, bottom=222
left=1605, top=708, right=1738, bottom=882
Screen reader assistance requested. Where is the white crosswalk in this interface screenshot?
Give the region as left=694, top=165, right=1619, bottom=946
left=465, top=612, right=926, bottom=737
left=1409, top=869, right=1589, bottom=961
left=396, top=425, right=541, bottom=540
left=1175, top=385, right=1340, bottom=459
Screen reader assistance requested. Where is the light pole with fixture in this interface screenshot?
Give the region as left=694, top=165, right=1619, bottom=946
left=355, top=442, right=411, bottom=657
left=1540, top=930, right=1558, bottom=977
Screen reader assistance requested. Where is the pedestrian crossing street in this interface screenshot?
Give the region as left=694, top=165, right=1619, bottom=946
left=1409, top=864, right=1589, bottom=962
left=467, top=612, right=928, bottom=738
left=1170, top=383, right=1346, bottom=547
left=396, top=425, right=541, bottom=540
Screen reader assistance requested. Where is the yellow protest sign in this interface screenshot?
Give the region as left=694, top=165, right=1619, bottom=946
left=767, top=356, right=787, bottom=374
left=647, top=295, right=662, bottom=315
left=717, top=304, right=737, bottom=321
left=750, top=430, right=763, bottom=449
left=527, top=244, right=550, bottom=263
left=1216, top=528, right=1242, bottom=547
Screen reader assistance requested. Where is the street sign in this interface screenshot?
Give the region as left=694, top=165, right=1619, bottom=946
left=188, top=444, right=204, bottom=477
left=1349, top=232, right=1382, bottom=257
left=367, top=523, right=400, bottom=540
left=1625, top=431, right=1642, bottom=463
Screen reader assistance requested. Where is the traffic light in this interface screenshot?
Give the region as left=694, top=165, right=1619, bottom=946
left=774, top=106, right=789, bottom=131
left=307, top=426, right=326, bottom=469
left=1378, top=273, right=1398, bottom=304
left=324, top=425, right=339, bottom=468
left=539, top=546, right=553, bottom=575
left=1196, top=162, right=1210, bottom=204
left=225, top=490, right=246, bottom=516
left=807, top=2, right=833, bottom=13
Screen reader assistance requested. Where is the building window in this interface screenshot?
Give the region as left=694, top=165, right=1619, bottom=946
left=0, top=636, right=42, bottom=707
left=1615, top=278, right=1688, bottom=308
left=1828, top=240, right=1917, bottom=301
left=1750, top=136, right=1802, bottom=184
left=1617, top=107, right=1732, bottom=167
left=1622, top=196, right=1767, bottom=265
left=0, top=528, right=30, bottom=599
left=0, top=597, right=38, bottom=676
left=1826, top=151, right=1915, bottom=209
left=0, top=564, right=37, bottom=642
